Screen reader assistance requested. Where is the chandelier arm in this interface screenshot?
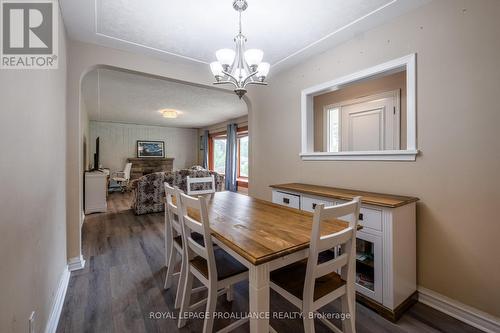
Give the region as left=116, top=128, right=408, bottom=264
left=246, top=81, right=268, bottom=86
left=213, top=78, right=239, bottom=89
left=221, top=70, right=241, bottom=87
left=241, top=70, right=259, bottom=87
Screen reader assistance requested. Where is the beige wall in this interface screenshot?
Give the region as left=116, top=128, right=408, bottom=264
left=0, top=9, right=68, bottom=333
left=248, top=0, right=500, bottom=317
left=313, top=71, right=407, bottom=151
left=203, top=115, right=249, bottom=134
left=89, top=121, right=198, bottom=173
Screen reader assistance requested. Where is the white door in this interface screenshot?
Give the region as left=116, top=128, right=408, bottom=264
left=340, top=91, right=400, bottom=151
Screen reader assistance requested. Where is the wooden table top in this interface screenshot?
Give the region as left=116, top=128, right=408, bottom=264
left=198, top=191, right=351, bottom=265
left=270, top=183, right=419, bottom=208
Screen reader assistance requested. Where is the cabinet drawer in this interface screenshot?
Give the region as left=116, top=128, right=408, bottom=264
left=302, top=196, right=335, bottom=212
left=272, top=190, right=300, bottom=209
left=359, top=207, right=382, bottom=231
left=335, top=201, right=382, bottom=231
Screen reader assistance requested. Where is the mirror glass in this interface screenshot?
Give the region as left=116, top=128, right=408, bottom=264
left=313, top=69, right=407, bottom=152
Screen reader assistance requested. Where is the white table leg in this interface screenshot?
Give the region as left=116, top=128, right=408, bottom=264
left=249, top=263, right=270, bottom=333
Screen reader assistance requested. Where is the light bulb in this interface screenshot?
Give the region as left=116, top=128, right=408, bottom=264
left=244, top=49, right=263, bottom=67
left=210, top=62, right=223, bottom=77
left=256, top=62, right=270, bottom=79
left=161, top=109, right=178, bottom=119
left=216, top=49, right=235, bottom=66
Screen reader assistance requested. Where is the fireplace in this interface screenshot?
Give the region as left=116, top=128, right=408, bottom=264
left=143, top=168, right=155, bottom=175
left=127, top=158, right=174, bottom=179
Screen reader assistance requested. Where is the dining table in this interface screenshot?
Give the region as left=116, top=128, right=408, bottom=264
left=199, top=191, right=354, bottom=333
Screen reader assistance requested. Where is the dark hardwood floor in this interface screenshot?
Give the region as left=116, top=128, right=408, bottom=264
left=57, top=192, right=482, bottom=333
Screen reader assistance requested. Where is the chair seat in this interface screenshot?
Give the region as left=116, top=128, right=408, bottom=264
left=271, top=259, right=346, bottom=301
left=173, top=232, right=205, bottom=247
left=191, top=248, right=248, bottom=281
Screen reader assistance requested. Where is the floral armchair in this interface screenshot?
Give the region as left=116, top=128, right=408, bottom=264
left=130, top=166, right=224, bottom=215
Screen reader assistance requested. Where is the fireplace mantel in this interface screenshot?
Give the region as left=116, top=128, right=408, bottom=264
left=127, top=157, right=174, bottom=179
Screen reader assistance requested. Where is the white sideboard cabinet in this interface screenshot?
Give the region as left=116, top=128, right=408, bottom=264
left=270, top=183, right=418, bottom=321
left=84, top=171, right=108, bottom=214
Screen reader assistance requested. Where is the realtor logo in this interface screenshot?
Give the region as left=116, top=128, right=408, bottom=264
left=1, top=0, right=58, bottom=69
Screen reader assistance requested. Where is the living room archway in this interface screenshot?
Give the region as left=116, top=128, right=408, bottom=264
left=69, top=56, right=252, bottom=271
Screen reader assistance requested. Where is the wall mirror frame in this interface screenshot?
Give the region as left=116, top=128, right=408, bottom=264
left=300, top=54, right=418, bottom=161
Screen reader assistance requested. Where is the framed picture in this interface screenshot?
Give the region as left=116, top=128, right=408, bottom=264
left=137, top=140, right=165, bottom=158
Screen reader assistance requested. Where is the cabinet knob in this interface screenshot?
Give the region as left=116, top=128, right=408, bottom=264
left=359, top=213, right=364, bottom=221
left=312, top=203, right=317, bottom=209
left=283, top=198, right=290, bottom=204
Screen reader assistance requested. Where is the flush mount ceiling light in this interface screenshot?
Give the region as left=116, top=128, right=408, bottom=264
left=210, top=0, right=269, bottom=99
left=160, top=109, right=179, bottom=118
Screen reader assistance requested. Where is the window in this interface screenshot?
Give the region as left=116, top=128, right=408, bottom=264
left=326, top=107, right=340, bottom=152
left=213, top=137, right=226, bottom=174
left=209, top=128, right=248, bottom=184
left=238, top=135, right=249, bottom=178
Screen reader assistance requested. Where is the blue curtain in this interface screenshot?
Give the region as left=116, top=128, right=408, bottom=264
left=225, top=123, right=238, bottom=192
left=202, top=130, right=209, bottom=169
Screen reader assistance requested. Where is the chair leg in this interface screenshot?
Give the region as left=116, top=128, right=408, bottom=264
left=164, top=221, right=170, bottom=267
left=178, top=270, right=193, bottom=328
left=341, top=292, right=356, bottom=333
left=164, top=246, right=176, bottom=290
left=347, top=291, right=356, bottom=333
left=226, top=284, right=234, bottom=302
left=203, top=285, right=218, bottom=333
left=174, top=250, right=187, bottom=309
left=302, top=311, right=315, bottom=333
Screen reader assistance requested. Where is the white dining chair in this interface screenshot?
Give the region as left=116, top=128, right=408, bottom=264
left=111, top=162, right=132, bottom=192
left=269, top=197, right=361, bottom=333
left=177, top=192, right=249, bottom=333
left=163, top=183, right=205, bottom=309
left=186, top=175, right=216, bottom=197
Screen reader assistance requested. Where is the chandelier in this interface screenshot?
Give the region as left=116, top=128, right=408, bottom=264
left=210, top=0, right=269, bottom=98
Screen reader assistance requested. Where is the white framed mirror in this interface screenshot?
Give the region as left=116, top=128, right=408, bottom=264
left=300, top=54, right=418, bottom=161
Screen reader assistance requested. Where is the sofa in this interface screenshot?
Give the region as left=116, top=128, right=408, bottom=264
left=130, top=166, right=224, bottom=215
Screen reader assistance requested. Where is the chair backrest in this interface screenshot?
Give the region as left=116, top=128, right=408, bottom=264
left=164, top=183, right=182, bottom=236
left=186, top=175, right=216, bottom=196
left=303, top=197, right=362, bottom=303
left=124, top=163, right=132, bottom=180
left=178, top=192, right=217, bottom=281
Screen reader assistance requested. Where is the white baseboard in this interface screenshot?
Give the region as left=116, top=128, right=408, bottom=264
left=67, top=255, right=86, bottom=271
left=44, top=266, right=70, bottom=333
left=418, top=286, right=500, bottom=333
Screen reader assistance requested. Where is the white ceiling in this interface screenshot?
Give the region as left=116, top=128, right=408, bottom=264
left=81, top=68, right=248, bottom=128
left=60, top=0, right=430, bottom=71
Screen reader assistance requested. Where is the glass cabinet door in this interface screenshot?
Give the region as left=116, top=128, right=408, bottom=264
left=355, top=232, right=382, bottom=303
left=356, top=238, right=375, bottom=291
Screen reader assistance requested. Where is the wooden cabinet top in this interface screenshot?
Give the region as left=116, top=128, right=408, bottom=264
left=270, top=183, right=418, bottom=208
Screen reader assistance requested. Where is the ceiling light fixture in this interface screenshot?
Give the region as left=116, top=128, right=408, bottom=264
left=161, top=109, right=178, bottom=118
left=210, top=0, right=269, bottom=99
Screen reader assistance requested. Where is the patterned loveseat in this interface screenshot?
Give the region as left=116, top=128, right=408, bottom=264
left=130, top=166, right=224, bottom=215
